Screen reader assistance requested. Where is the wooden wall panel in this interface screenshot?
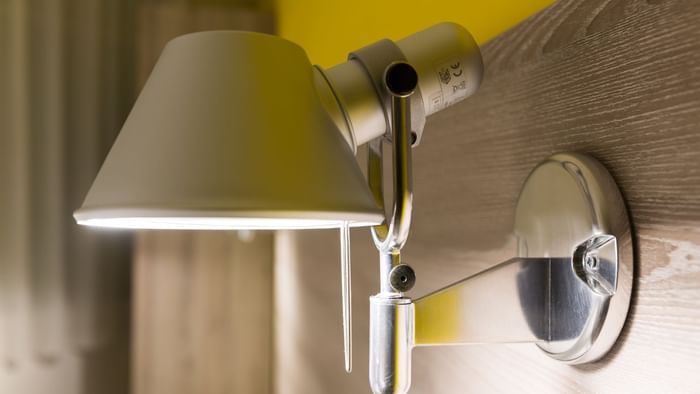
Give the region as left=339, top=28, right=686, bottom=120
left=134, top=231, right=274, bottom=394
left=274, top=0, right=700, bottom=392
left=0, top=0, right=134, bottom=392
left=132, top=5, right=274, bottom=394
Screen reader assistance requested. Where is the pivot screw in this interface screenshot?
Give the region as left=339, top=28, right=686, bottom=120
left=389, top=264, right=416, bottom=292
left=585, top=255, right=600, bottom=271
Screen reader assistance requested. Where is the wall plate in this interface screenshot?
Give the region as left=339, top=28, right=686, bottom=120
left=514, top=153, right=633, bottom=364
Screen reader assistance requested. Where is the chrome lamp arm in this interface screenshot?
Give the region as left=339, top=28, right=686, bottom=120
left=414, top=238, right=619, bottom=348
left=366, top=62, right=633, bottom=394
left=413, top=257, right=562, bottom=347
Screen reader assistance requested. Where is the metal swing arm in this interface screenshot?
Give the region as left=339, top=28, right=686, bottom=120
left=366, top=62, right=625, bottom=394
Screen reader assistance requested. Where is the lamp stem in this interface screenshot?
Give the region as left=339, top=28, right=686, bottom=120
left=368, top=62, right=419, bottom=394
left=379, top=252, right=401, bottom=295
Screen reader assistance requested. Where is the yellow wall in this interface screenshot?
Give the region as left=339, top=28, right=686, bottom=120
left=275, top=0, right=554, bottom=67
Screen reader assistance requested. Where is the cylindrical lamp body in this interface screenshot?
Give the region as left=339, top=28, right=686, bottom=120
left=315, top=22, right=483, bottom=150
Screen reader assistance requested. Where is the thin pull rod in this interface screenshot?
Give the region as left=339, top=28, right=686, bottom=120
left=340, top=221, right=352, bottom=372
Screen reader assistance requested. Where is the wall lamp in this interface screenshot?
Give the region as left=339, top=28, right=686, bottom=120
left=74, top=23, right=633, bottom=394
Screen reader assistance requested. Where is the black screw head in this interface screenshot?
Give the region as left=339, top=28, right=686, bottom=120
left=389, top=264, right=416, bottom=292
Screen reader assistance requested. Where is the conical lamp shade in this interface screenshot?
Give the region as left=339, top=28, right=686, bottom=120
left=74, top=31, right=384, bottom=230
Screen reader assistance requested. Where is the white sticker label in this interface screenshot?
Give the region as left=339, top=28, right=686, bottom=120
left=431, top=57, right=469, bottom=114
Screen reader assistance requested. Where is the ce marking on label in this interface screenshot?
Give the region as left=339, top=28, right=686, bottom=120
left=450, top=61, right=463, bottom=77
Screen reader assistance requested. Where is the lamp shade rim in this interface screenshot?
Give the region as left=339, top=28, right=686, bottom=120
left=166, top=29, right=305, bottom=56
left=74, top=207, right=384, bottom=230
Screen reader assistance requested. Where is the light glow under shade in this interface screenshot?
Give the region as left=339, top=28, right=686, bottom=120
left=77, top=217, right=379, bottom=230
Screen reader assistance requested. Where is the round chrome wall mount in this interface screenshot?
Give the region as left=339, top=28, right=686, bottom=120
left=514, top=153, right=633, bottom=364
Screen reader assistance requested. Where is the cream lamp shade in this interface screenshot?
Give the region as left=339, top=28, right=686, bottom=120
left=74, top=31, right=384, bottom=230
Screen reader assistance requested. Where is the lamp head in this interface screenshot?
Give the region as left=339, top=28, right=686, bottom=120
left=74, top=23, right=484, bottom=230
left=74, top=31, right=384, bottom=230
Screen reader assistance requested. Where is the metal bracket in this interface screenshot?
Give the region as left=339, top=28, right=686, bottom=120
left=414, top=154, right=633, bottom=364
left=513, top=153, right=633, bottom=363
left=366, top=61, right=634, bottom=393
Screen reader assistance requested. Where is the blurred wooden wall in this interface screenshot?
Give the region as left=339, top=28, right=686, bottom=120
left=132, top=4, right=274, bottom=394
left=0, top=0, right=135, bottom=392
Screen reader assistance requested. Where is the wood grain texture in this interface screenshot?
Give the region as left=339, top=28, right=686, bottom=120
left=275, top=0, right=700, bottom=392
left=0, top=0, right=134, bottom=392
left=134, top=231, right=274, bottom=394
left=132, top=5, right=275, bottom=394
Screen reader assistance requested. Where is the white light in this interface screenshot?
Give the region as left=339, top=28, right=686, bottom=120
left=77, top=217, right=377, bottom=230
